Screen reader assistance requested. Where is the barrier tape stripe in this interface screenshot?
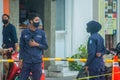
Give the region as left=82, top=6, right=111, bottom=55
left=76, top=73, right=111, bottom=80
left=43, top=58, right=114, bottom=62
left=0, top=58, right=117, bottom=62
left=0, top=59, right=19, bottom=62
left=76, top=72, right=120, bottom=80
left=42, top=58, right=87, bottom=62
left=0, top=58, right=118, bottom=80
left=0, top=59, right=15, bottom=62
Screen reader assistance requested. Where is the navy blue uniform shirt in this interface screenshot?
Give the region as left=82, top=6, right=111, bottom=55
left=2, top=23, right=18, bottom=49
left=85, top=33, right=106, bottom=70
left=19, top=28, right=48, bottom=63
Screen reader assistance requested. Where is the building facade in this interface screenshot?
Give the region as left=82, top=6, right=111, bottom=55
left=0, top=0, right=120, bottom=76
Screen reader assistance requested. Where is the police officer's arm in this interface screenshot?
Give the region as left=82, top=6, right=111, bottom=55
left=101, top=45, right=108, bottom=55
left=11, top=25, right=18, bottom=50
left=96, top=40, right=108, bottom=57
left=85, top=38, right=96, bottom=66
left=19, top=31, right=25, bottom=59
left=37, top=31, right=48, bottom=50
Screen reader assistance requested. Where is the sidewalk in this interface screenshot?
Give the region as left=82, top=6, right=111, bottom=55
left=45, top=68, right=78, bottom=80
left=46, top=76, right=76, bottom=80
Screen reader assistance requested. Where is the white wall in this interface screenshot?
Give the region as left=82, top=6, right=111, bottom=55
left=71, top=0, right=93, bottom=54
left=0, top=0, right=3, bottom=48
left=65, top=0, right=73, bottom=58
left=55, top=0, right=94, bottom=65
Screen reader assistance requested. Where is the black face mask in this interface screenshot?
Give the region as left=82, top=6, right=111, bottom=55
left=2, top=19, right=8, bottom=24
left=33, top=22, right=40, bottom=28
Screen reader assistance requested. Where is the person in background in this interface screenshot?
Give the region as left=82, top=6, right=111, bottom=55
left=2, top=14, right=18, bottom=80
left=23, top=17, right=43, bottom=29
left=19, top=13, right=48, bottom=80
left=22, top=10, right=43, bottom=30
left=2, top=14, right=18, bottom=51
left=85, top=21, right=107, bottom=80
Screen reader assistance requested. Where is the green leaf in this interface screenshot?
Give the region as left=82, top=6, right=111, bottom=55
left=68, top=44, right=88, bottom=71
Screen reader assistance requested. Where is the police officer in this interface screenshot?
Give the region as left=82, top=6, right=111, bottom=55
left=85, top=21, right=107, bottom=80
left=19, top=13, right=48, bottom=80
left=22, top=10, right=43, bottom=30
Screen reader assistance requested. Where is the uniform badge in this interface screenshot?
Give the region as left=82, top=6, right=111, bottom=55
left=89, top=40, right=92, bottom=44
left=24, top=35, right=28, bottom=38
left=36, top=35, right=42, bottom=38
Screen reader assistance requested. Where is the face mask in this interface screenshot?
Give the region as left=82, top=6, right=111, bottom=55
left=2, top=19, right=8, bottom=24
left=33, top=22, right=39, bottom=28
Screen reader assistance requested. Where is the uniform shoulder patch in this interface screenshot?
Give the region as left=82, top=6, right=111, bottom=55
left=89, top=39, right=93, bottom=44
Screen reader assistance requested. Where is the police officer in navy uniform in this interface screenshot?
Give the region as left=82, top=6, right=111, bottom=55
left=19, top=13, right=48, bottom=80
left=85, top=21, right=107, bottom=80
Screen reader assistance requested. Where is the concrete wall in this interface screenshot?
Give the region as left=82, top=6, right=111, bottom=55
left=117, top=1, right=120, bottom=43
left=93, top=0, right=98, bottom=21
left=10, top=0, right=19, bottom=40
left=0, top=0, right=3, bottom=47
left=0, top=1, right=3, bottom=79
left=44, top=0, right=56, bottom=67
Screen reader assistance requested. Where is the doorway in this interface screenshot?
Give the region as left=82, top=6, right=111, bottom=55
left=19, top=0, right=44, bottom=28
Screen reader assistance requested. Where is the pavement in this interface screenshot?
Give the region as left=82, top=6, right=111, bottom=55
left=46, top=76, right=76, bottom=80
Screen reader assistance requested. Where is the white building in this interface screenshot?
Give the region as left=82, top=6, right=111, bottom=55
left=55, top=0, right=93, bottom=65
left=0, top=0, right=120, bottom=77
left=54, top=0, right=120, bottom=77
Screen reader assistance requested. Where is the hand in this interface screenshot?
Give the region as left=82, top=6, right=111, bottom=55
left=19, top=60, right=23, bottom=69
left=8, top=48, right=13, bottom=52
left=84, top=66, right=88, bottom=72
left=96, top=53, right=101, bottom=57
left=3, top=48, right=13, bottom=54
left=29, top=39, right=39, bottom=47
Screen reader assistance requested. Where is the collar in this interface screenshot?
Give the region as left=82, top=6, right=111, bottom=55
left=3, top=23, right=10, bottom=28
left=28, top=28, right=40, bottom=34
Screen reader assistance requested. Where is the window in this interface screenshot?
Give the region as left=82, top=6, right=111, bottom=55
left=56, top=0, right=65, bottom=30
